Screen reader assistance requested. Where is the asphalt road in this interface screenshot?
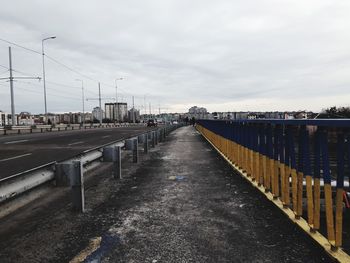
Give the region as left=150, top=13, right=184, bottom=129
left=0, top=126, right=331, bottom=262
left=0, top=126, right=152, bottom=179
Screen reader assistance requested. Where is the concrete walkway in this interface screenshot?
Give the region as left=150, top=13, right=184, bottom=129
left=0, top=126, right=331, bottom=262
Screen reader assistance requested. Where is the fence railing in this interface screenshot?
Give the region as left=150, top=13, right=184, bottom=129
left=0, top=123, right=182, bottom=218
left=196, top=119, right=350, bottom=255
left=0, top=122, right=147, bottom=135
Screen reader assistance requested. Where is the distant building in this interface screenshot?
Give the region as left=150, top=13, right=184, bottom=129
left=18, top=112, right=34, bottom=125
left=294, top=111, right=312, bottom=119
left=188, top=106, right=208, bottom=119
left=116, top=103, right=128, bottom=122
left=104, top=102, right=128, bottom=122
left=105, top=103, right=116, bottom=121
left=128, top=107, right=140, bottom=123
left=0, top=111, right=8, bottom=126
left=92, top=107, right=104, bottom=122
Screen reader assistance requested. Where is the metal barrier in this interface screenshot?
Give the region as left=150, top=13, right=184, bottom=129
left=0, top=122, right=148, bottom=135
left=196, top=119, right=350, bottom=261
left=0, top=123, right=182, bottom=215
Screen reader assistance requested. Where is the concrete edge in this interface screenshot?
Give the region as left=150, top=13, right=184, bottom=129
left=197, top=127, right=350, bottom=263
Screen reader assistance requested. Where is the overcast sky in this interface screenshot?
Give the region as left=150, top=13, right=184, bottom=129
left=0, top=0, right=350, bottom=114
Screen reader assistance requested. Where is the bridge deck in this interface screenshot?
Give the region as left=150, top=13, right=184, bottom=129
left=0, top=126, right=331, bottom=262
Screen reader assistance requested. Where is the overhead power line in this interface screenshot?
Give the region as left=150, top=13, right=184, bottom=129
left=17, top=80, right=81, bottom=97
left=0, top=37, right=115, bottom=87
left=0, top=64, right=9, bottom=70
left=0, top=38, right=41, bottom=54
left=16, top=86, right=82, bottom=101
left=0, top=69, right=9, bottom=75
left=44, top=54, right=101, bottom=83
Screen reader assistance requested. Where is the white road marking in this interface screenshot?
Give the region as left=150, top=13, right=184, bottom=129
left=4, top=139, right=29, bottom=145
left=0, top=153, right=32, bottom=162
left=102, top=135, right=111, bottom=138
left=68, top=141, right=84, bottom=146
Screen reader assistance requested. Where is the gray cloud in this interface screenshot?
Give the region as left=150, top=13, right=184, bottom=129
left=1, top=0, right=350, bottom=114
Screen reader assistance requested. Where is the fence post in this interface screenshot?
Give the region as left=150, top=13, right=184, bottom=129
left=55, top=161, right=84, bottom=212
left=103, top=146, right=122, bottom=179
left=151, top=131, right=156, bottom=148
left=144, top=133, right=149, bottom=153
left=133, top=138, right=138, bottom=163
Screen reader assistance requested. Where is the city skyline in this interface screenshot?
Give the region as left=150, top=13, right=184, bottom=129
left=1, top=1, right=350, bottom=114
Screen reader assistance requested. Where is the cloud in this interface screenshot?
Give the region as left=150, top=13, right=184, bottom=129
left=0, top=0, right=350, bottom=114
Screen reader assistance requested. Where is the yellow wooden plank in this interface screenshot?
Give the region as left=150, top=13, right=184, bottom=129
left=306, top=175, right=314, bottom=225
left=196, top=126, right=350, bottom=263
left=335, top=188, right=343, bottom=248
left=291, top=168, right=298, bottom=214
left=297, top=171, right=304, bottom=217
left=324, top=184, right=335, bottom=242
left=314, top=178, right=321, bottom=230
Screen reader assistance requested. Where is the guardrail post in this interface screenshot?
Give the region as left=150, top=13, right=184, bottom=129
left=151, top=131, right=156, bottom=148
left=55, top=161, right=84, bottom=212
left=103, top=146, right=122, bottom=179
left=125, top=138, right=134, bottom=150
left=138, top=134, right=144, bottom=144
left=133, top=138, right=138, bottom=163
left=158, top=129, right=162, bottom=142
left=155, top=130, right=159, bottom=145
left=144, top=133, right=149, bottom=153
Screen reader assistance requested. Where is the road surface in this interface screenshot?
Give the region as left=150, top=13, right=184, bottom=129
left=0, top=126, right=152, bottom=179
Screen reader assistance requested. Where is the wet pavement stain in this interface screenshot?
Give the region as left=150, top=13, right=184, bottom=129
left=84, top=234, right=120, bottom=263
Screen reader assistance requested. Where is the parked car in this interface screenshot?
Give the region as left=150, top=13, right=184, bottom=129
left=147, top=119, right=157, bottom=127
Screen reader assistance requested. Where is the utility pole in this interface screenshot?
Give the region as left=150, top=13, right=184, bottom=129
left=8, top=47, right=15, bottom=125
left=149, top=102, right=151, bottom=117
left=42, top=36, right=56, bottom=123
left=82, top=83, right=85, bottom=126
left=75, top=79, right=85, bottom=126
left=132, top=96, right=135, bottom=123
left=0, top=47, right=41, bottom=126
left=115, top=78, right=123, bottom=122
left=98, top=82, right=102, bottom=125
left=86, top=83, right=114, bottom=125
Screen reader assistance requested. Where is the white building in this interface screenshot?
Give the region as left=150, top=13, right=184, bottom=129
left=0, top=111, right=8, bottom=126
left=105, top=103, right=116, bottom=120
left=92, top=107, right=104, bottom=122
left=188, top=106, right=209, bottom=119
left=116, top=103, right=128, bottom=122
left=18, top=112, right=34, bottom=125
left=128, top=107, right=140, bottom=123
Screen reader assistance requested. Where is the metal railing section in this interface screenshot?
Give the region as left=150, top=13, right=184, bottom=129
left=0, top=124, right=182, bottom=206
left=196, top=119, right=350, bottom=252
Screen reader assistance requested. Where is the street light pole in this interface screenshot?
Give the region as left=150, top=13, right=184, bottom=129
left=115, top=77, right=123, bottom=122
left=76, top=79, right=85, bottom=126
left=42, top=36, right=56, bottom=123
left=8, top=47, right=15, bottom=126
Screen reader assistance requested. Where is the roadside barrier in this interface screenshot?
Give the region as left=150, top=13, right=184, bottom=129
left=0, top=122, right=147, bottom=135
left=196, top=119, right=350, bottom=262
left=0, top=124, right=182, bottom=215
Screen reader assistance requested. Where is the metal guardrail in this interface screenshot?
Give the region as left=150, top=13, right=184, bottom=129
left=196, top=119, right=350, bottom=258
left=0, top=122, right=147, bottom=135
left=0, top=123, right=182, bottom=208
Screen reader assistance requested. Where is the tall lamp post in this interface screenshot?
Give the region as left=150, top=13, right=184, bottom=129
left=42, top=36, right=56, bottom=123
left=75, top=79, right=85, bottom=126
left=115, top=77, right=123, bottom=122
